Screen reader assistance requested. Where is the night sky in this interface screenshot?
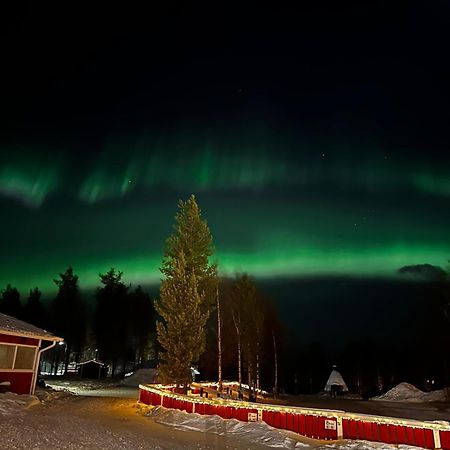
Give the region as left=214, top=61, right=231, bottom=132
left=1, top=2, right=449, bottom=304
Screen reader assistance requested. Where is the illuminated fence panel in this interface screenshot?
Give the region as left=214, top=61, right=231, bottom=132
left=424, top=429, right=434, bottom=449
left=397, top=425, right=408, bottom=444
left=298, top=413, right=306, bottom=435
left=414, top=428, right=426, bottom=448
left=305, top=415, right=313, bottom=438
left=364, top=421, right=373, bottom=440
left=286, top=413, right=294, bottom=432
left=404, top=426, right=415, bottom=446
left=139, top=384, right=450, bottom=449
left=262, top=410, right=273, bottom=427
left=440, top=431, right=450, bottom=449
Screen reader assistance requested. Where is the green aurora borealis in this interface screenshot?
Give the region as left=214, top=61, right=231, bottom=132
left=1, top=136, right=449, bottom=294
left=1, top=2, right=450, bottom=297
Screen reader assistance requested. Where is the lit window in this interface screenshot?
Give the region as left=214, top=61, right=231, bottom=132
left=14, top=346, right=36, bottom=370
left=0, top=344, right=15, bottom=369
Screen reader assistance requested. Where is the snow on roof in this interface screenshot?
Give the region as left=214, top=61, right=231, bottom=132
left=324, top=368, right=349, bottom=392
left=0, top=312, right=63, bottom=341
left=79, top=359, right=104, bottom=366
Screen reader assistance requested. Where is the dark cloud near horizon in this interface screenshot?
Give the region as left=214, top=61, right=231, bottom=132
left=398, top=263, right=448, bottom=281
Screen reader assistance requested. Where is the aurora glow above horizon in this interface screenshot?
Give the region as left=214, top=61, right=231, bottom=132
left=2, top=2, right=450, bottom=296
left=0, top=134, right=449, bottom=295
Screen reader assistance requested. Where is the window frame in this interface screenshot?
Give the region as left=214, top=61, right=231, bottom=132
left=0, top=342, right=38, bottom=372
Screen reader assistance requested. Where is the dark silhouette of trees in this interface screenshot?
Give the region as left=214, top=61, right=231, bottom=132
left=0, top=284, right=22, bottom=318
left=128, top=285, right=155, bottom=368
left=230, top=274, right=265, bottom=399
left=23, top=287, right=46, bottom=328
left=51, top=267, right=86, bottom=374
left=94, top=268, right=129, bottom=376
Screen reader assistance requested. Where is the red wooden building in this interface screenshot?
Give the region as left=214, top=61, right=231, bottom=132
left=0, top=312, right=63, bottom=395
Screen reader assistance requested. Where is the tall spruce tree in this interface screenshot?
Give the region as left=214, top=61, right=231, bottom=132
left=156, top=253, right=208, bottom=385
left=161, top=195, right=217, bottom=313
left=52, top=267, right=86, bottom=373
left=156, top=195, right=217, bottom=386
left=23, top=287, right=46, bottom=328
left=0, top=284, right=22, bottom=318
left=128, top=285, right=155, bottom=367
left=93, top=268, right=129, bottom=376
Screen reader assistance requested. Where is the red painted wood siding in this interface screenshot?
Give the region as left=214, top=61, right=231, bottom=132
left=0, top=371, right=33, bottom=394
left=0, top=333, right=39, bottom=346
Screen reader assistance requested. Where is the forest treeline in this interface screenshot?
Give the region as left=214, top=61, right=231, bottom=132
left=2, top=265, right=450, bottom=397
left=0, top=268, right=290, bottom=394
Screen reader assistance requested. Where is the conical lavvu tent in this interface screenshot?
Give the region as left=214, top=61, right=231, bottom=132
left=324, top=366, right=349, bottom=392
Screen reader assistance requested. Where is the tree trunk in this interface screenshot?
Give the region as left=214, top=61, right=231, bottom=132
left=256, top=341, right=260, bottom=391
left=237, top=337, right=242, bottom=389
left=111, top=359, right=117, bottom=378
left=64, top=343, right=71, bottom=375
left=272, top=330, right=278, bottom=398
left=217, top=285, right=223, bottom=392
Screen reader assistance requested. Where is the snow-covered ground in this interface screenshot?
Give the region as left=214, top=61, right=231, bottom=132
left=372, top=382, right=449, bottom=403
left=121, top=368, right=158, bottom=387
left=0, top=387, right=425, bottom=450
left=45, top=378, right=139, bottom=398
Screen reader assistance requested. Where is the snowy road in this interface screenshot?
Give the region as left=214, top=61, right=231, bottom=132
left=0, top=393, right=279, bottom=449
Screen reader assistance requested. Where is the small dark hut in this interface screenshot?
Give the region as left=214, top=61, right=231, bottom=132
left=78, top=360, right=107, bottom=379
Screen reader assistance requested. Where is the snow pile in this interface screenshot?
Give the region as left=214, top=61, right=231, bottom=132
left=46, top=378, right=118, bottom=393
left=372, top=382, right=448, bottom=403
left=35, top=388, right=73, bottom=404
left=326, top=443, right=421, bottom=450
left=121, top=368, right=157, bottom=387
left=143, top=405, right=302, bottom=448
left=0, top=392, right=40, bottom=415
left=141, top=405, right=422, bottom=450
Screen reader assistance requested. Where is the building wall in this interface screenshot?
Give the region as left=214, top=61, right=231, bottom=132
left=0, top=334, right=39, bottom=395
left=0, top=371, right=34, bottom=395
left=0, top=333, right=39, bottom=346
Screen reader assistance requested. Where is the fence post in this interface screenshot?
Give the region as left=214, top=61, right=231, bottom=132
left=336, top=416, right=343, bottom=440
left=433, top=428, right=441, bottom=450
left=257, top=409, right=263, bottom=422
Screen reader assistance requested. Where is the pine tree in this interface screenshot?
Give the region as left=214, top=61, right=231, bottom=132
left=23, top=287, right=46, bottom=328
left=52, top=267, right=86, bottom=373
left=93, top=268, right=129, bottom=376
left=128, top=285, right=155, bottom=368
left=156, top=253, right=209, bottom=385
left=162, top=195, right=217, bottom=314
left=156, top=195, right=217, bottom=386
left=0, top=284, right=22, bottom=318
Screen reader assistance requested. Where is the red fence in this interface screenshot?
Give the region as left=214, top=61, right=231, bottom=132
left=139, top=384, right=450, bottom=449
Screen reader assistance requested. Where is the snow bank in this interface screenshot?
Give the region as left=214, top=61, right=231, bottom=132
left=46, top=378, right=118, bottom=393
left=372, top=382, right=448, bottom=403
left=121, top=368, right=157, bottom=387
left=143, top=405, right=303, bottom=448
left=140, top=405, right=422, bottom=449
left=0, top=392, right=40, bottom=415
